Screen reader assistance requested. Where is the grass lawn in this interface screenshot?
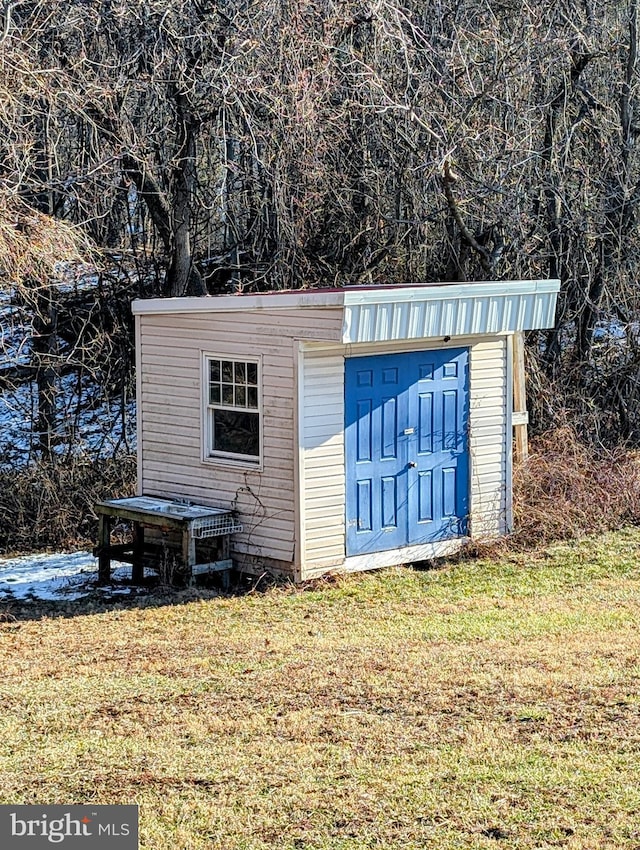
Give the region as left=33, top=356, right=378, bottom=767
left=1, top=530, right=640, bottom=849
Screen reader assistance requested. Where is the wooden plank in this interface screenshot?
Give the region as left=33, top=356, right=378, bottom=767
left=132, top=523, right=145, bottom=583
left=182, top=527, right=196, bottom=569
left=97, top=514, right=111, bottom=584
left=172, top=311, right=336, bottom=331
left=337, top=537, right=464, bottom=576
left=191, top=559, right=233, bottom=575
left=95, top=502, right=187, bottom=531
left=512, top=331, right=529, bottom=463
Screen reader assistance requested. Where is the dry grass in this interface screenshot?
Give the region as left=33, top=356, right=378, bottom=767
left=512, top=427, right=640, bottom=548
left=0, top=454, right=136, bottom=554
left=1, top=528, right=640, bottom=848
left=0, top=192, right=90, bottom=286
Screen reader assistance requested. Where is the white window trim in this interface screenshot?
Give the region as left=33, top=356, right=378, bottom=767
left=201, top=352, right=263, bottom=469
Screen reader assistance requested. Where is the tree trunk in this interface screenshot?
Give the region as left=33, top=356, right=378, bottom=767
left=167, top=94, right=205, bottom=297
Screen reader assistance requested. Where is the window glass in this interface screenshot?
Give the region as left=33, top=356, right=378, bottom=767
left=213, top=410, right=259, bottom=457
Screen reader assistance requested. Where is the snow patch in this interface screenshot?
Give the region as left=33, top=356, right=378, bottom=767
left=0, top=550, right=142, bottom=602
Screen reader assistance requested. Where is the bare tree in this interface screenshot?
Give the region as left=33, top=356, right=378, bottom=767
left=3, top=0, right=640, bottom=447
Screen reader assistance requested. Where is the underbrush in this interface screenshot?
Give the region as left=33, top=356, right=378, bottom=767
left=0, top=454, right=136, bottom=554
left=511, top=426, right=640, bottom=547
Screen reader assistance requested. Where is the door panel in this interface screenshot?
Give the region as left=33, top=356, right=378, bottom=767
left=356, top=479, right=372, bottom=531
left=356, top=400, right=372, bottom=461
left=381, top=476, right=398, bottom=528
left=417, top=470, right=433, bottom=522
left=345, top=348, right=469, bottom=556
left=418, top=393, right=433, bottom=453
left=381, top=396, right=398, bottom=459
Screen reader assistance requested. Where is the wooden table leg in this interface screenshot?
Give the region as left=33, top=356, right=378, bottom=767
left=131, top=521, right=144, bottom=584
left=220, top=535, right=231, bottom=589
left=182, top=527, right=196, bottom=584
left=97, top=514, right=111, bottom=584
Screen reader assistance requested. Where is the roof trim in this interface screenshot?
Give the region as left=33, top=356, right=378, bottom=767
left=131, top=291, right=344, bottom=314
left=131, top=279, right=560, bottom=316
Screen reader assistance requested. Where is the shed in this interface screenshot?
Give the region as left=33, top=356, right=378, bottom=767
left=132, top=279, right=559, bottom=581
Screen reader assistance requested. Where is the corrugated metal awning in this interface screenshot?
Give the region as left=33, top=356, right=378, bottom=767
left=341, top=280, right=559, bottom=343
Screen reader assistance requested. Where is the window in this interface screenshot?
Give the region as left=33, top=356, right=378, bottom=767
left=204, top=357, right=260, bottom=464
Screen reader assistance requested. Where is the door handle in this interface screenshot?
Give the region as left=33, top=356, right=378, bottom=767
left=408, top=461, right=417, bottom=468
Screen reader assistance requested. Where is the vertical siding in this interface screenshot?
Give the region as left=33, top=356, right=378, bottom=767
left=300, top=348, right=346, bottom=575
left=138, top=309, right=342, bottom=571
left=468, top=337, right=508, bottom=537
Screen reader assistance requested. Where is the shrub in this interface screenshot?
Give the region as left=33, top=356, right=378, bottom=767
left=0, top=454, right=136, bottom=554
left=512, top=427, right=640, bottom=548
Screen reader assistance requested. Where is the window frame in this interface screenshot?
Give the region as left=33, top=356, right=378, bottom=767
left=201, top=353, right=263, bottom=468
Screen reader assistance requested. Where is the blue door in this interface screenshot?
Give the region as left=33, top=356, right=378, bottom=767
left=345, top=349, right=469, bottom=556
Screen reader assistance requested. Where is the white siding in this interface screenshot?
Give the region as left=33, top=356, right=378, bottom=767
left=298, top=336, right=509, bottom=579
left=138, top=309, right=342, bottom=573
left=469, top=338, right=508, bottom=537
left=299, top=348, right=346, bottom=576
